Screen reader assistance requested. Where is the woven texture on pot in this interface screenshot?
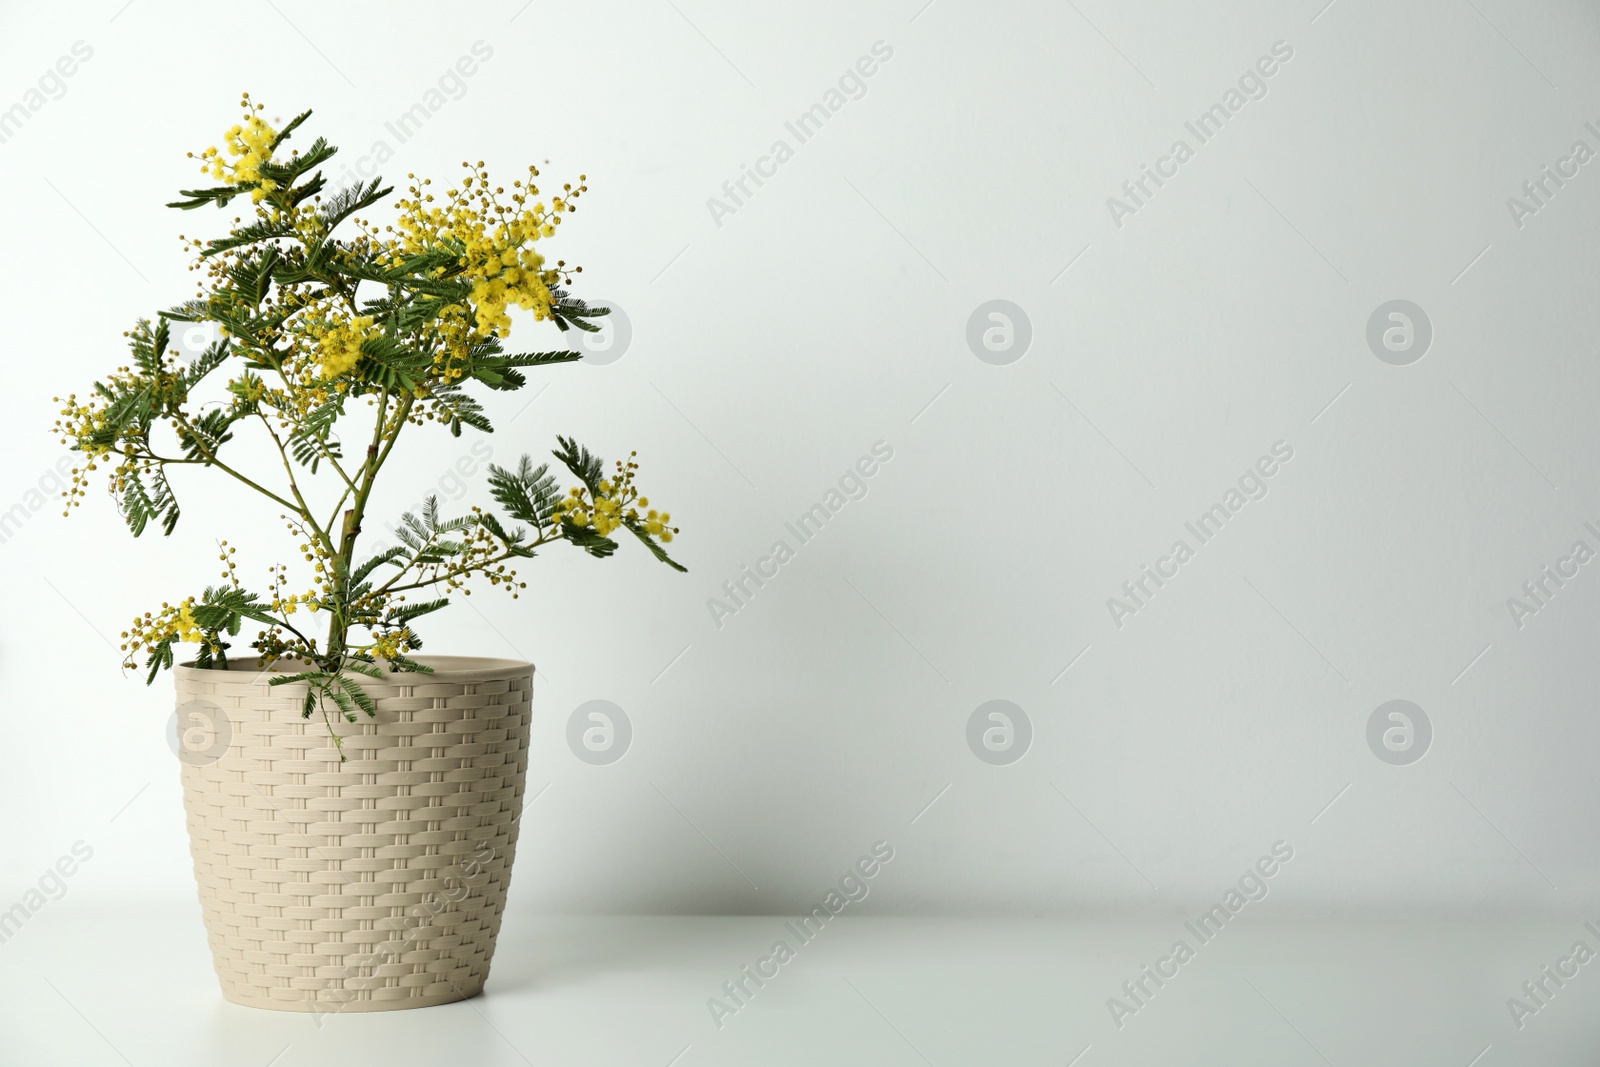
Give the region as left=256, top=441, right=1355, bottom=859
left=174, top=657, right=533, bottom=1012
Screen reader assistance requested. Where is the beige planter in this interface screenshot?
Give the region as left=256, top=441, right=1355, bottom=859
left=173, top=656, right=533, bottom=1012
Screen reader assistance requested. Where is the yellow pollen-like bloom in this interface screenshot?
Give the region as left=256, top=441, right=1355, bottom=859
left=197, top=110, right=279, bottom=192
left=175, top=599, right=202, bottom=643
left=309, top=316, right=378, bottom=379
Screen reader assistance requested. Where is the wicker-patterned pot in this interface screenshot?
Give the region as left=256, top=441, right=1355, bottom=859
left=173, top=656, right=533, bottom=1012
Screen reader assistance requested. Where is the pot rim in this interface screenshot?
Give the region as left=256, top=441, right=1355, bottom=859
left=173, top=654, right=533, bottom=681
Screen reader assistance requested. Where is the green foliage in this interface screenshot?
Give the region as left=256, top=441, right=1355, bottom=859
left=548, top=293, right=610, bottom=334
left=429, top=383, right=491, bottom=437
left=621, top=519, right=688, bottom=573
left=562, top=522, right=620, bottom=560
left=552, top=435, right=605, bottom=495
left=464, top=343, right=584, bottom=392
left=488, top=456, right=561, bottom=529
left=121, top=464, right=180, bottom=538
left=286, top=396, right=344, bottom=472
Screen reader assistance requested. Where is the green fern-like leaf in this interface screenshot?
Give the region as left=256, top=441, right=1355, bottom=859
left=336, top=674, right=377, bottom=717
left=430, top=383, right=492, bottom=437
left=465, top=342, right=583, bottom=391
left=551, top=436, right=605, bottom=496
left=548, top=293, right=609, bottom=334
left=563, top=521, right=619, bottom=560
left=488, top=456, right=560, bottom=527
left=355, top=335, right=430, bottom=392
left=352, top=545, right=409, bottom=585
left=286, top=396, right=344, bottom=472
left=316, top=178, right=390, bottom=235
left=387, top=597, right=448, bottom=625
left=621, top=519, right=688, bottom=572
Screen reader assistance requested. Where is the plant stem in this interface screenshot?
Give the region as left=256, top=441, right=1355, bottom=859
left=265, top=368, right=359, bottom=493
left=257, top=413, right=335, bottom=556
left=376, top=536, right=554, bottom=596
left=150, top=439, right=301, bottom=517
left=325, top=389, right=413, bottom=662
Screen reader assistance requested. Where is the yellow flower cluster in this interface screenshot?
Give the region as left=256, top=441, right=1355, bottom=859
left=370, top=630, right=414, bottom=661
left=192, top=96, right=279, bottom=202
left=307, top=315, right=377, bottom=380
left=53, top=392, right=105, bottom=456
left=270, top=591, right=319, bottom=615
left=274, top=523, right=334, bottom=605
left=640, top=508, right=674, bottom=540
left=121, top=597, right=201, bottom=669
left=553, top=454, right=676, bottom=543
left=388, top=163, right=586, bottom=363
left=249, top=549, right=333, bottom=669
left=555, top=486, right=623, bottom=536
left=120, top=544, right=251, bottom=669
left=175, top=599, right=202, bottom=642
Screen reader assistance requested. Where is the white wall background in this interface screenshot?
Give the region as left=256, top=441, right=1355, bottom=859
left=3, top=0, right=1600, bottom=919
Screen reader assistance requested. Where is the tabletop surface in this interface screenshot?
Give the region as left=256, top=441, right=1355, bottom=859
left=3, top=899, right=1597, bottom=1066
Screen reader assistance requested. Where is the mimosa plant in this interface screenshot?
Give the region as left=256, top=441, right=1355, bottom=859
left=53, top=97, right=683, bottom=756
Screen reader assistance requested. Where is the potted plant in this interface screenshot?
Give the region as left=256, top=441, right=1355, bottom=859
left=52, top=96, right=684, bottom=1012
